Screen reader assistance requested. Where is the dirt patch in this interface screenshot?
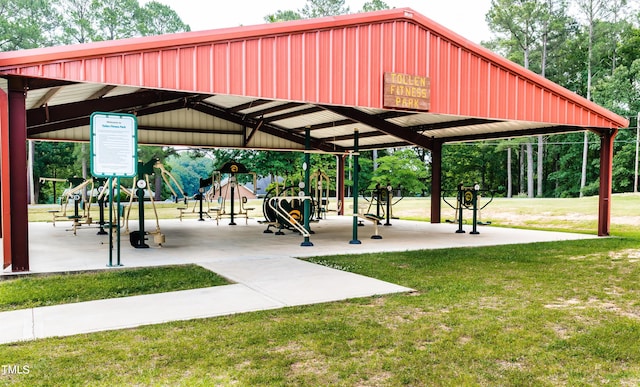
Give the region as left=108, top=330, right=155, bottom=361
left=458, top=335, right=472, bottom=344
left=289, top=358, right=330, bottom=378
left=476, top=296, right=506, bottom=310
left=544, top=298, right=582, bottom=309
left=356, top=372, right=393, bottom=387
left=609, top=249, right=640, bottom=261
left=549, top=323, right=570, bottom=339
left=269, top=341, right=305, bottom=354
left=497, top=359, right=524, bottom=370
left=544, top=297, right=640, bottom=321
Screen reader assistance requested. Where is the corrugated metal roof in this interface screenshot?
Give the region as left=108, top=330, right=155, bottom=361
left=0, top=8, right=628, bottom=152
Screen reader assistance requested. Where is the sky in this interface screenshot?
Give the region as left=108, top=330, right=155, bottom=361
left=147, top=0, right=494, bottom=44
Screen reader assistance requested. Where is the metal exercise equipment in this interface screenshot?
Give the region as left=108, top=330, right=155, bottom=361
left=310, top=169, right=331, bottom=220
left=154, top=160, right=188, bottom=204
left=359, top=183, right=404, bottom=227
left=261, top=129, right=315, bottom=246
left=41, top=177, right=104, bottom=234
left=211, top=161, right=256, bottom=225
left=125, top=159, right=165, bottom=248
left=442, top=182, right=495, bottom=234
left=175, top=172, right=221, bottom=221
left=267, top=195, right=312, bottom=239
left=187, top=175, right=217, bottom=221
left=261, top=185, right=316, bottom=235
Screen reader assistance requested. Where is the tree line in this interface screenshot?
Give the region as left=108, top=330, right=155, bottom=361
left=482, top=0, right=640, bottom=197
left=6, top=0, right=640, bottom=203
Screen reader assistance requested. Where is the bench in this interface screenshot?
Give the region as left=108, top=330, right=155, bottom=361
left=353, top=205, right=383, bottom=239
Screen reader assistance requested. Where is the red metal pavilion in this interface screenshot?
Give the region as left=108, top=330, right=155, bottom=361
left=0, top=8, right=628, bottom=271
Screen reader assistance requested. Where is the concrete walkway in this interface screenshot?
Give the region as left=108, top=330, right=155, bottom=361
left=0, top=216, right=597, bottom=344
left=1, top=256, right=411, bottom=344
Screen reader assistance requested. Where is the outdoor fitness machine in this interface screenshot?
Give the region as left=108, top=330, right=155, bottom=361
left=310, top=169, right=331, bottom=220
left=191, top=175, right=216, bottom=221
left=261, top=185, right=316, bottom=235
left=360, top=183, right=404, bottom=228
left=214, top=161, right=256, bottom=225
left=442, top=182, right=495, bottom=234
left=126, top=158, right=165, bottom=248
left=41, top=176, right=112, bottom=235
left=261, top=129, right=314, bottom=247
left=262, top=168, right=332, bottom=230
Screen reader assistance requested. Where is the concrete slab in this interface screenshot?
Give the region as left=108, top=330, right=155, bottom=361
left=3, top=217, right=597, bottom=275
left=0, top=216, right=596, bottom=344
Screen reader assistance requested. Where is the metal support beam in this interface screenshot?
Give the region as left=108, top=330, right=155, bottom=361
left=2, top=78, right=30, bottom=271
left=192, top=101, right=343, bottom=153
left=322, top=105, right=434, bottom=150
left=350, top=129, right=361, bottom=245
left=430, top=140, right=443, bottom=224
left=302, top=127, right=313, bottom=246
left=598, top=129, right=618, bottom=236
left=337, top=155, right=345, bottom=216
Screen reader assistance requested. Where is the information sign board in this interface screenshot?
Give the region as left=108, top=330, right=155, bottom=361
left=90, top=112, right=138, bottom=178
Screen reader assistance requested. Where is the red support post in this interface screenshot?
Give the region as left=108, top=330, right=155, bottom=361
left=430, top=140, right=443, bottom=223
left=598, top=129, right=618, bottom=237
left=0, top=89, right=6, bottom=269
left=2, top=78, right=30, bottom=271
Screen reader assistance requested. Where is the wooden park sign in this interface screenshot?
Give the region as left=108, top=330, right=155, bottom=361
left=383, top=72, right=430, bottom=111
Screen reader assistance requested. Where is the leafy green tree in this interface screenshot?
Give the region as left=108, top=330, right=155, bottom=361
left=57, top=0, right=99, bottom=43
left=592, top=56, right=640, bottom=193
left=264, top=10, right=302, bottom=23
left=442, top=142, right=506, bottom=194
left=137, top=146, right=177, bottom=201
left=486, top=0, right=547, bottom=69
left=265, top=0, right=350, bottom=22
left=360, top=0, right=390, bottom=12
left=371, top=148, right=428, bottom=196
left=300, top=0, right=350, bottom=18
left=240, top=150, right=300, bottom=187
left=574, top=0, right=612, bottom=197
left=0, top=0, right=60, bottom=50
left=137, top=1, right=190, bottom=35
left=165, top=152, right=214, bottom=196
left=93, top=0, right=139, bottom=41
left=33, top=142, right=77, bottom=204
left=487, top=0, right=551, bottom=198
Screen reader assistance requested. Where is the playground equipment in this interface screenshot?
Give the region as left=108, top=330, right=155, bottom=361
left=260, top=169, right=334, bottom=236
left=154, top=161, right=188, bottom=204
left=211, top=161, right=256, bottom=225
left=442, top=182, right=495, bottom=234
left=124, top=158, right=166, bottom=248
left=41, top=176, right=136, bottom=236
left=175, top=172, right=221, bottom=221
left=267, top=194, right=312, bottom=238
left=359, top=183, right=404, bottom=227
left=261, top=184, right=317, bottom=235
left=178, top=175, right=216, bottom=221
left=41, top=177, right=92, bottom=228
left=41, top=177, right=100, bottom=234
left=310, top=169, right=331, bottom=220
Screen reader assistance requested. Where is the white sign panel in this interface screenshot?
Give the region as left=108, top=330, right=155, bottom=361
left=90, top=112, right=138, bottom=178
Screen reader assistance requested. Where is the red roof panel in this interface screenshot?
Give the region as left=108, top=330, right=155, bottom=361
left=0, top=8, right=628, bottom=129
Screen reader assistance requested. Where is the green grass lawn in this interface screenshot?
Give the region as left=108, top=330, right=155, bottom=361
left=0, top=265, right=229, bottom=312
left=2, top=195, right=639, bottom=385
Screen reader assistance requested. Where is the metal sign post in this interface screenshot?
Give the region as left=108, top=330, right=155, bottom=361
left=90, top=112, right=138, bottom=267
